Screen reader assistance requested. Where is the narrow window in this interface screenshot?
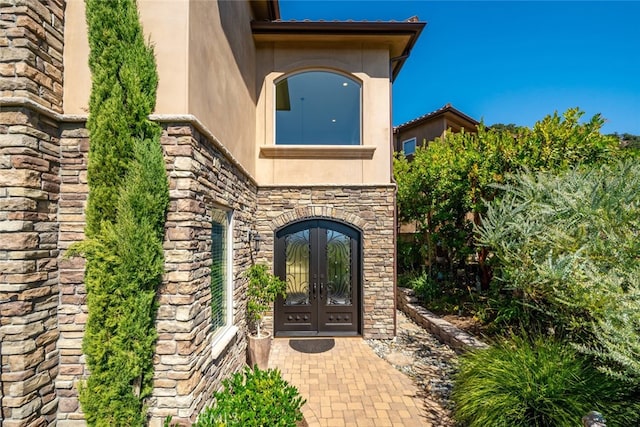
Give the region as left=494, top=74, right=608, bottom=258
left=275, top=71, right=361, bottom=145
left=211, top=208, right=231, bottom=331
left=402, top=137, right=417, bottom=155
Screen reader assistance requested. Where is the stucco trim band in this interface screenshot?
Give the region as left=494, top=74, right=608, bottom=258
left=259, top=144, right=376, bottom=159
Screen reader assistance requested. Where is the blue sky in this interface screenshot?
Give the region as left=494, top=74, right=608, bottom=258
left=279, top=1, right=640, bottom=134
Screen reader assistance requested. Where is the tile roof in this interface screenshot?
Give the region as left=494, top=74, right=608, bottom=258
left=394, top=103, right=479, bottom=131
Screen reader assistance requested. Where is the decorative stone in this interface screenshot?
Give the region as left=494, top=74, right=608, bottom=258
left=385, top=351, right=414, bottom=367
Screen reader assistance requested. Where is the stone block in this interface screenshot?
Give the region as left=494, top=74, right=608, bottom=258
left=8, top=397, right=43, bottom=419
left=155, top=340, right=177, bottom=355
left=0, top=169, right=40, bottom=188
left=58, top=397, right=79, bottom=413
left=9, top=371, right=50, bottom=396
left=7, top=348, right=44, bottom=371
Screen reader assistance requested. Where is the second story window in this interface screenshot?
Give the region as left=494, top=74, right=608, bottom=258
left=402, top=137, right=416, bottom=155
left=275, top=71, right=361, bottom=145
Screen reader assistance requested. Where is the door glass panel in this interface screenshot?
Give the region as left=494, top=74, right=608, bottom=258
left=326, top=230, right=352, bottom=306
left=284, top=229, right=310, bottom=305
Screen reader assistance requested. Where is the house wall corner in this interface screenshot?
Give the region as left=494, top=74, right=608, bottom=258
left=0, top=1, right=66, bottom=425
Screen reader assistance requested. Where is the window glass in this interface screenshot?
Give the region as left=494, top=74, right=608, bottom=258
left=402, top=137, right=417, bottom=155
left=275, top=71, right=361, bottom=145
left=211, top=209, right=231, bottom=331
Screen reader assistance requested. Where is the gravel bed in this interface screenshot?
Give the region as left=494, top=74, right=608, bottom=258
left=366, top=310, right=459, bottom=425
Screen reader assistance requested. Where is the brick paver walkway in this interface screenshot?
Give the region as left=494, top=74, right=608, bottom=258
left=268, top=337, right=431, bottom=426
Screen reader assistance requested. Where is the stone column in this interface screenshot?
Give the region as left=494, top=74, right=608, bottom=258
left=56, top=122, right=89, bottom=425
left=0, top=1, right=65, bottom=426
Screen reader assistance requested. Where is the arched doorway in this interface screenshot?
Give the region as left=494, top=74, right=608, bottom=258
left=274, top=219, right=361, bottom=336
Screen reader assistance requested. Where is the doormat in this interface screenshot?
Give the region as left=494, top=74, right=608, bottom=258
left=289, top=338, right=335, bottom=354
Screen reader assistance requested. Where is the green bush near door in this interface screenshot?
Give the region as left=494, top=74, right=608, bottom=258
left=194, top=366, right=305, bottom=427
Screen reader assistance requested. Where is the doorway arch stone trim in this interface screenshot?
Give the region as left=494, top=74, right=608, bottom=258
left=268, top=205, right=368, bottom=232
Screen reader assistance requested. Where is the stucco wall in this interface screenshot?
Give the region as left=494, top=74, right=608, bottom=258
left=394, top=119, right=447, bottom=152
left=255, top=42, right=393, bottom=186
left=188, top=0, right=257, bottom=175
left=64, top=2, right=397, bottom=187
left=63, top=0, right=190, bottom=116
left=64, top=0, right=258, bottom=175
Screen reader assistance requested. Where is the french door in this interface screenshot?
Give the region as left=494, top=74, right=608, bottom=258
left=274, top=220, right=360, bottom=336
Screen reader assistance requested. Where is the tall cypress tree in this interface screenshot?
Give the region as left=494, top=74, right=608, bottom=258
left=74, top=0, right=169, bottom=424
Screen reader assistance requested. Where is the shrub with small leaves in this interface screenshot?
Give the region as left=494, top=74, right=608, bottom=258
left=246, top=264, right=286, bottom=337
left=395, top=108, right=626, bottom=291
left=194, top=366, right=305, bottom=427
left=477, top=161, right=640, bottom=386
left=70, top=0, right=169, bottom=424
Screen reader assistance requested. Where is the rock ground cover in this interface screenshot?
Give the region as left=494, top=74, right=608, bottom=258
left=367, top=310, right=458, bottom=426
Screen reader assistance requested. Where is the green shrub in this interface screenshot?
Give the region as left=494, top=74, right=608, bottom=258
left=477, top=161, right=640, bottom=384
left=577, top=271, right=640, bottom=386
left=395, top=108, right=626, bottom=292
left=397, top=237, right=422, bottom=274
left=246, top=264, right=286, bottom=337
left=409, top=271, right=441, bottom=303
left=452, top=334, right=638, bottom=427
left=405, top=270, right=481, bottom=316
left=397, top=271, right=418, bottom=289
left=194, top=366, right=305, bottom=427
left=71, top=0, right=169, bottom=424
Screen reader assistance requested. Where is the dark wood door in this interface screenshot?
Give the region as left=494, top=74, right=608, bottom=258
left=274, top=220, right=360, bottom=336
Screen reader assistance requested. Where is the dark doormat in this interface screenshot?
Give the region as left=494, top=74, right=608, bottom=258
left=289, top=338, right=335, bottom=354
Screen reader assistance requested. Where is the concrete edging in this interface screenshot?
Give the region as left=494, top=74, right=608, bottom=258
left=396, top=287, right=488, bottom=353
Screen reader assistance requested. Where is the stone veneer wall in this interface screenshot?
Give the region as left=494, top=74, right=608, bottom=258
left=55, top=121, right=88, bottom=425
left=149, top=122, right=256, bottom=425
left=56, top=120, right=257, bottom=426
left=255, top=186, right=397, bottom=339
left=0, top=105, right=61, bottom=427
left=0, top=0, right=65, bottom=112
left=1, top=0, right=65, bottom=425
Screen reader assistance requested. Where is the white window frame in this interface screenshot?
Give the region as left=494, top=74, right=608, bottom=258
left=210, top=207, right=238, bottom=358
left=402, top=137, right=417, bottom=155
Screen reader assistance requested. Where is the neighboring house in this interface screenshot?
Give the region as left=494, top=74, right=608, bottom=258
left=393, top=104, right=479, bottom=235
left=0, top=0, right=424, bottom=425
left=394, top=103, right=479, bottom=156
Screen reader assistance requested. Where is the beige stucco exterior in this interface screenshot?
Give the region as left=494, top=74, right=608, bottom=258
left=188, top=0, right=258, bottom=172
left=255, top=42, right=392, bottom=185
left=64, top=0, right=257, bottom=169
left=63, top=2, right=403, bottom=186
left=64, top=0, right=191, bottom=116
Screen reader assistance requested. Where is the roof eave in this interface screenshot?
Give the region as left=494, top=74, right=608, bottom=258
left=251, top=20, right=425, bottom=81
left=395, top=105, right=480, bottom=132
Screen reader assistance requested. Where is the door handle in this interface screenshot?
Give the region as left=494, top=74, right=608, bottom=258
left=312, top=283, right=317, bottom=299
left=319, top=282, right=324, bottom=300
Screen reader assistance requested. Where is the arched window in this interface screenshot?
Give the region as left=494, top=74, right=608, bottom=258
left=275, top=71, right=361, bottom=145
